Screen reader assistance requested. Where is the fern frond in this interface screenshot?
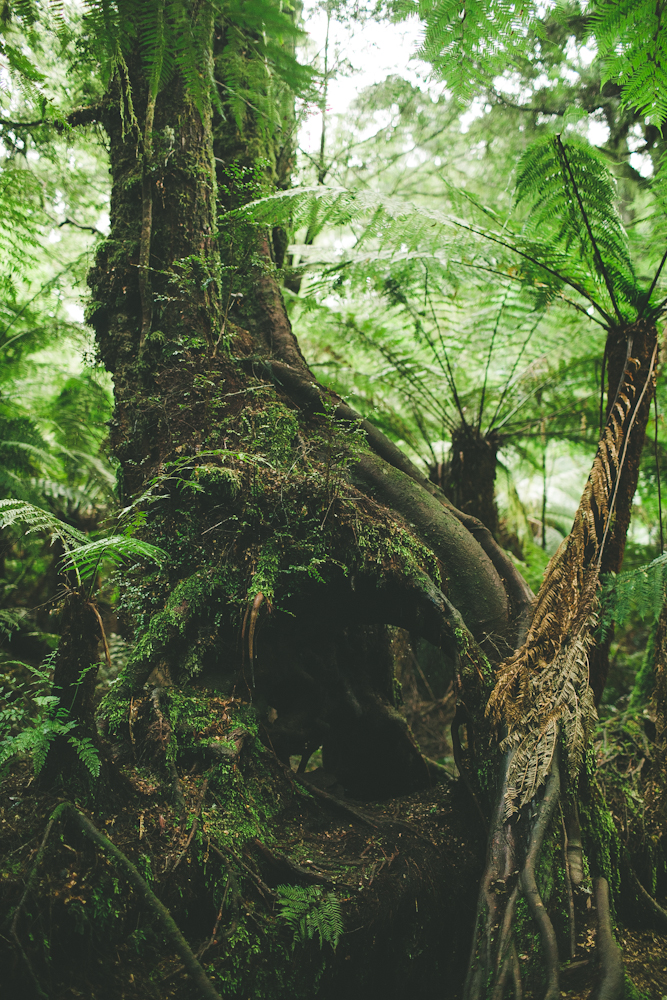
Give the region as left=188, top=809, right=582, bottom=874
left=0, top=499, right=87, bottom=550
left=515, top=135, right=636, bottom=320
left=593, top=0, right=667, bottom=127
left=58, top=535, right=168, bottom=582
left=275, top=884, right=343, bottom=950
left=600, top=553, right=667, bottom=639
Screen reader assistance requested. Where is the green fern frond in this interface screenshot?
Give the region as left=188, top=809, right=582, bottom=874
left=600, top=553, right=667, bottom=640
left=0, top=498, right=87, bottom=550
left=593, top=0, right=667, bottom=128
left=0, top=717, right=76, bottom=774
left=275, top=884, right=343, bottom=950
left=58, top=535, right=168, bottom=582
left=515, top=135, right=636, bottom=319
left=68, top=734, right=101, bottom=776
left=390, top=0, right=535, bottom=103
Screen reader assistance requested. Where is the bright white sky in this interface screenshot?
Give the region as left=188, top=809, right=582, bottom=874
left=298, top=4, right=433, bottom=156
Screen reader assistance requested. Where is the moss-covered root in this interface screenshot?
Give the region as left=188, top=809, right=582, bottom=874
left=592, top=876, right=624, bottom=1000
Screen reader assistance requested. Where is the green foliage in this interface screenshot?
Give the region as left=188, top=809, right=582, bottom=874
left=59, top=534, right=168, bottom=584
left=593, top=0, right=667, bottom=127
left=392, top=0, right=667, bottom=129
left=0, top=497, right=88, bottom=551
left=599, top=553, right=667, bottom=640
left=0, top=657, right=101, bottom=777
left=515, top=134, right=637, bottom=319
left=275, top=884, right=343, bottom=950
left=0, top=499, right=167, bottom=586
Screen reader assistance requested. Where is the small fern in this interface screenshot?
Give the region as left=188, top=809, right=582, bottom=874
left=0, top=715, right=101, bottom=777
left=275, top=884, right=343, bottom=950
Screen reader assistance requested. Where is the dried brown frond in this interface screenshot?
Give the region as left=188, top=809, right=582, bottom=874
left=488, top=327, right=658, bottom=816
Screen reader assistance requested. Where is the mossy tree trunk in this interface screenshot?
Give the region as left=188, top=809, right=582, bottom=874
left=86, top=5, right=521, bottom=806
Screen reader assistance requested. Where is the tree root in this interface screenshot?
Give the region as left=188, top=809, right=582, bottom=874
left=294, top=773, right=378, bottom=828
left=464, top=750, right=563, bottom=1000
left=592, top=876, right=624, bottom=1000
left=10, top=802, right=222, bottom=1000
left=519, top=757, right=561, bottom=1000
left=627, top=864, right=667, bottom=930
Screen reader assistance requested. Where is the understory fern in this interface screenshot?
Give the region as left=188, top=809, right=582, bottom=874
left=0, top=659, right=101, bottom=778
left=0, top=499, right=168, bottom=585
left=599, top=553, right=667, bottom=640
left=275, top=884, right=343, bottom=950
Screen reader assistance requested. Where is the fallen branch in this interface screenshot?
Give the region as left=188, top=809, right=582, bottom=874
left=7, top=806, right=65, bottom=999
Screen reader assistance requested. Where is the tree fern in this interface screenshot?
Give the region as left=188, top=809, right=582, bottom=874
left=275, top=884, right=343, bottom=950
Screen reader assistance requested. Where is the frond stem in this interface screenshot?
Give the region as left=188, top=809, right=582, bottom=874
left=597, top=341, right=659, bottom=568
left=449, top=219, right=615, bottom=326
left=554, top=135, right=622, bottom=324
left=644, top=245, right=667, bottom=311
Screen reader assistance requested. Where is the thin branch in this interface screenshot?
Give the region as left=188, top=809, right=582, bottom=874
left=486, top=312, right=541, bottom=434
left=58, top=217, right=104, bottom=236
left=478, top=287, right=510, bottom=431
left=0, top=103, right=106, bottom=132
left=656, top=393, right=664, bottom=554
left=64, top=803, right=222, bottom=1000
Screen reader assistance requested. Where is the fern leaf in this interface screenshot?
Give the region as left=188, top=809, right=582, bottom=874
left=0, top=499, right=87, bottom=550
left=593, top=0, right=667, bottom=128
left=58, top=535, right=168, bottom=582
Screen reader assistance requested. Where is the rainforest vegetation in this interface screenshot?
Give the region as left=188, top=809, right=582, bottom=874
left=1, top=1, right=667, bottom=998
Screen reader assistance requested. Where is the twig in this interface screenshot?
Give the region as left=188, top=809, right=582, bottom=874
left=88, top=602, right=112, bottom=676
left=172, top=778, right=209, bottom=871
left=8, top=807, right=64, bottom=999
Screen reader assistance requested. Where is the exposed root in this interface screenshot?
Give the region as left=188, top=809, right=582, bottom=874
left=294, top=773, right=377, bottom=829
left=560, top=806, right=576, bottom=960
left=451, top=702, right=488, bottom=831
left=592, top=876, right=624, bottom=1000
left=628, top=865, right=667, bottom=930
left=465, top=750, right=564, bottom=1000
left=251, top=838, right=337, bottom=888
left=464, top=749, right=520, bottom=1000
left=519, top=757, right=561, bottom=1000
